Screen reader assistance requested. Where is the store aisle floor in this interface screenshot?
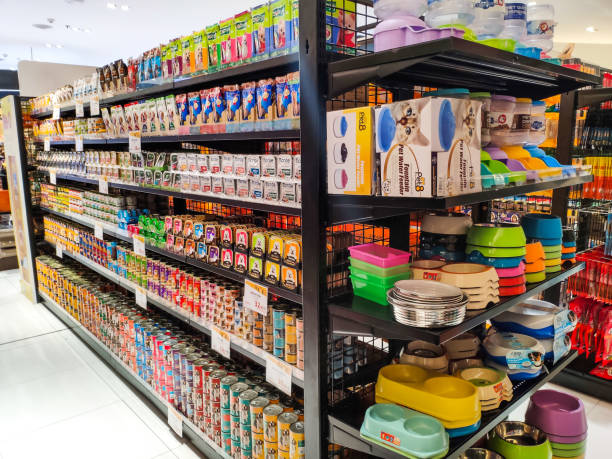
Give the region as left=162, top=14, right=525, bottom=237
left=0, top=269, right=205, bottom=459
left=1, top=269, right=611, bottom=458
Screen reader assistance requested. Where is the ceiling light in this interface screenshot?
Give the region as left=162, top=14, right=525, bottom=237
left=32, top=23, right=52, bottom=30
left=121, top=5, right=129, bottom=11
left=45, top=43, right=53, bottom=48
left=107, top=2, right=117, bottom=9
left=586, top=26, right=597, bottom=32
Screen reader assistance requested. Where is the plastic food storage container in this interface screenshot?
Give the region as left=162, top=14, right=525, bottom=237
left=489, top=95, right=516, bottom=146
left=349, top=256, right=411, bottom=277
left=350, top=274, right=392, bottom=305
left=471, top=92, right=492, bottom=146
left=348, top=243, right=412, bottom=268
left=349, top=266, right=411, bottom=289
left=424, top=88, right=471, bottom=99
left=425, top=0, right=475, bottom=29
left=373, top=17, right=465, bottom=51
left=373, top=0, right=427, bottom=20
left=530, top=100, right=547, bottom=145
left=512, top=98, right=532, bottom=144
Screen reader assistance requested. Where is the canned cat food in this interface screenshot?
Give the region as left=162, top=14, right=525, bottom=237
left=277, top=412, right=298, bottom=453
left=239, top=389, right=259, bottom=425
left=263, top=403, right=284, bottom=443
left=221, top=375, right=239, bottom=410
left=249, top=396, right=270, bottom=434
left=252, top=431, right=265, bottom=459
left=289, top=421, right=304, bottom=458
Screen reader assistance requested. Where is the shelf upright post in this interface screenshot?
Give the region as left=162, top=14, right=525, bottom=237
left=299, top=0, right=328, bottom=456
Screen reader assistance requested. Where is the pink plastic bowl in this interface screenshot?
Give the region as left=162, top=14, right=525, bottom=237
left=348, top=243, right=412, bottom=268
left=525, top=390, right=587, bottom=438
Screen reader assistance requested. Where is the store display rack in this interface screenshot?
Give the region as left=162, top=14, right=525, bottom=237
left=39, top=206, right=302, bottom=303
left=9, top=1, right=603, bottom=457
left=553, top=355, right=612, bottom=404
left=39, top=290, right=231, bottom=459
left=43, top=238, right=304, bottom=386
left=40, top=172, right=301, bottom=216
left=328, top=351, right=579, bottom=459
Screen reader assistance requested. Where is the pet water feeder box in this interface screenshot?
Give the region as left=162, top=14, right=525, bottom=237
left=483, top=332, right=545, bottom=369
left=491, top=299, right=575, bottom=339
left=541, top=335, right=571, bottom=362
left=487, top=422, right=552, bottom=459
left=525, top=389, right=587, bottom=438
left=375, top=364, right=481, bottom=429
left=360, top=403, right=449, bottom=458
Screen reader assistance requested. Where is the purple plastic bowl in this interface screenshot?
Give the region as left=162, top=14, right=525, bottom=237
left=545, top=430, right=588, bottom=444
left=500, top=159, right=539, bottom=181
left=374, top=16, right=465, bottom=52
left=486, top=147, right=508, bottom=161
left=525, top=390, right=587, bottom=437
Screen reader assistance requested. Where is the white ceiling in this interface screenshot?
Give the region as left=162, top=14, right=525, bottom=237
left=1, top=0, right=612, bottom=71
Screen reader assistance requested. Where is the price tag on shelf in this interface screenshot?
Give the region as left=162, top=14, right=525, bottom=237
left=90, top=95, right=100, bottom=116
left=75, top=100, right=84, bottom=118
left=133, top=234, right=146, bottom=256
left=75, top=135, right=84, bottom=152
left=94, top=222, right=104, bottom=240
left=44, top=137, right=51, bottom=152
left=52, top=104, right=61, bottom=120
left=244, top=279, right=268, bottom=316
left=99, top=176, right=108, bottom=194
left=167, top=406, right=183, bottom=437
left=129, top=131, right=141, bottom=153
left=212, top=325, right=231, bottom=359
left=49, top=169, right=57, bottom=185
left=135, top=286, right=147, bottom=309
left=55, top=243, right=63, bottom=259
left=266, top=356, right=293, bottom=395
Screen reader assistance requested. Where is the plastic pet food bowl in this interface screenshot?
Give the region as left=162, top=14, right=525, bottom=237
left=496, top=261, right=525, bottom=278
left=487, top=422, right=552, bottom=459
left=526, top=271, right=546, bottom=284
left=525, top=389, right=587, bottom=438
left=466, top=252, right=524, bottom=268
left=551, top=446, right=586, bottom=458
left=466, top=245, right=527, bottom=258
left=360, top=403, right=449, bottom=458
left=546, top=431, right=587, bottom=444
left=421, top=212, right=473, bottom=235
left=483, top=332, right=545, bottom=369
left=446, top=419, right=482, bottom=438
left=375, top=364, right=481, bottom=429
left=467, top=223, right=526, bottom=248
left=491, top=299, right=576, bottom=339
left=522, top=214, right=563, bottom=239
left=550, top=439, right=586, bottom=450
left=449, top=359, right=484, bottom=374
left=444, top=333, right=480, bottom=360
left=455, top=367, right=513, bottom=402
left=400, top=341, right=449, bottom=373
left=349, top=243, right=411, bottom=268
left=526, top=242, right=546, bottom=263
left=459, top=448, right=504, bottom=459
left=349, top=257, right=411, bottom=278
left=438, top=263, right=499, bottom=288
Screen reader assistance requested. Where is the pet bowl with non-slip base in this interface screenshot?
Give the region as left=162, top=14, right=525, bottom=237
left=525, top=271, right=546, bottom=284
left=521, top=214, right=563, bottom=240
left=466, top=252, right=525, bottom=268
left=491, top=299, right=576, bottom=339
left=444, top=333, right=480, bottom=360
left=400, top=341, right=449, bottom=373
left=467, top=223, right=526, bottom=248
left=459, top=448, right=504, bottom=459
left=487, top=422, right=552, bottom=459
left=525, top=389, right=587, bottom=438
left=466, top=245, right=527, bottom=258
left=483, top=332, right=545, bottom=369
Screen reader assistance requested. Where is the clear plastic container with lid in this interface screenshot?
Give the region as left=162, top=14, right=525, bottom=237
left=424, top=88, right=471, bottom=99
left=512, top=97, right=532, bottom=144
left=425, top=0, right=475, bottom=28
left=471, top=92, right=492, bottom=147
left=472, top=0, right=506, bottom=40
left=524, top=2, right=555, bottom=52
left=373, top=0, right=428, bottom=20
left=500, top=1, right=527, bottom=41
left=529, top=100, right=547, bottom=145
left=489, top=95, right=517, bottom=146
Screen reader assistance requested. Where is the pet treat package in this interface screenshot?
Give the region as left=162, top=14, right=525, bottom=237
left=210, top=87, right=226, bottom=128
left=275, top=75, right=291, bottom=123
left=326, top=0, right=356, bottom=50
left=251, top=3, right=271, bottom=60
left=271, top=0, right=291, bottom=57
left=290, top=0, right=299, bottom=51
left=431, top=98, right=482, bottom=197
left=256, top=78, right=275, bottom=128
left=165, top=95, right=178, bottom=134
left=219, top=17, right=237, bottom=69
left=288, top=71, right=300, bottom=120
left=224, top=84, right=241, bottom=127
left=326, top=106, right=375, bottom=195
left=182, top=35, right=193, bottom=75
left=193, top=30, right=208, bottom=73
left=240, top=81, right=257, bottom=131
left=147, top=99, right=159, bottom=135
left=200, top=89, right=212, bottom=126
left=156, top=98, right=167, bottom=134
left=206, top=24, right=221, bottom=72
left=176, top=94, right=189, bottom=127
left=172, top=39, right=183, bottom=77
left=188, top=91, right=202, bottom=127
left=162, top=44, right=172, bottom=80
left=235, top=11, right=253, bottom=64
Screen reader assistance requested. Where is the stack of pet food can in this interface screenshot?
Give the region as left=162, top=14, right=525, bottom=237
left=273, top=304, right=287, bottom=359
left=239, top=389, right=259, bottom=457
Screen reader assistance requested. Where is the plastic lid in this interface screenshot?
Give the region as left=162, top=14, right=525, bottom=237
left=532, top=101, right=546, bottom=106
left=516, top=98, right=533, bottom=103
left=373, top=15, right=427, bottom=34
left=424, top=88, right=470, bottom=97
left=491, top=95, right=516, bottom=102
left=470, top=92, right=492, bottom=99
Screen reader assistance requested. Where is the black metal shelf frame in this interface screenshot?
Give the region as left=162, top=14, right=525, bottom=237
left=42, top=239, right=304, bottom=387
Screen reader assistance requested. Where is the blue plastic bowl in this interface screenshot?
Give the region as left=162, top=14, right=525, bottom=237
left=447, top=419, right=482, bottom=438
left=521, top=214, right=562, bottom=239
left=438, top=99, right=456, bottom=152
left=466, top=252, right=524, bottom=268
left=377, top=106, right=396, bottom=153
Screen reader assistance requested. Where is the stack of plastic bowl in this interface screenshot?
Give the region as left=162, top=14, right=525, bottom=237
left=491, top=298, right=576, bottom=364
left=521, top=214, right=563, bottom=274
left=387, top=280, right=469, bottom=328
left=483, top=331, right=545, bottom=381
left=348, top=243, right=412, bottom=306
left=562, top=228, right=577, bottom=266
left=375, top=364, right=482, bottom=438
left=420, top=212, right=473, bottom=262
left=525, top=241, right=546, bottom=283
left=525, top=389, right=587, bottom=459
left=444, top=332, right=481, bottom=361
left=487, top=422, right=553, bottom=459
left=360, top=403, right=450, bottom=458
left=400, top=341, right=449, bottom=373
left=466, top=223, right=527, bottom=296
left=455, top=366, right=513, bottom=411
left=460, top=448, right=504, bottom=459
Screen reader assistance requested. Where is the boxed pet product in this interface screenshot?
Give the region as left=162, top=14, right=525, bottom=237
left=256, top=78, right=275, bottom=130
left=182, top=35, right=193, bottom=75
left=172, top=39, right=183, bottom=77
left=326, top=0, right=356, bottom=51
left=290, top=0, right=299, bottom=51
left=326, top=106, right=375, bottom=195
left=271, top=0, right=291, bottom=57
left=241, top=81, right=257, bottom=131
left=235, top=11, right=253, bottom=64
left=219, top=17, right=237, bottom=69
left=206, top=24, right=221, bottom=72
left=193, top=30, right=208, bottom=73
left=224, top=84, right=241, bottom=128
left=251, top=3, right=271, bottom=60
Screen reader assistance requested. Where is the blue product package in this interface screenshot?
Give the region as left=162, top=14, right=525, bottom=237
left=251, top=3, right=271, bottom=60
left=270, top=0, right=291, bottom=56
left=224, top=84, right=241, bottom=125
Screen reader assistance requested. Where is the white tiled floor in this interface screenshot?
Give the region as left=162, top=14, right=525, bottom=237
left=0, top=268, right=611, bottom=458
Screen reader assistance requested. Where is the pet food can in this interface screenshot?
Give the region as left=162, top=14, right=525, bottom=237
left=212, top=400, right=222, bottom=427
left=249, top=396, right=270, bottom=434
left=221, top=375, right=239, bottom=410
left=239, top=389, right=259, bottom=426
left=231, top=415, right=241, bottom=442
left=296, top=314, right=304, bottom=370
left=222, top=407, right=232, bottom=432
left=289, top=422, right=305, bottom=458
left=231, top=440, right=241, bottom=458
left=210, top=369, right=228, bottom=402
left=263, top=403, right=284, bottom=443
left=277, top=412, right=298, bottom=453
left=222, top=429, right=232, bottom=453
left=252, top=431, right=265, bottom=459
left=240, top=421, right=252, bottom=451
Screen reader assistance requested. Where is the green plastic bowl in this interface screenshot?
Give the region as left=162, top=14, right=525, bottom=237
left=525, top=271, right=546, bottom=284
left=349, top=266, right=411, bottom=288
left=546, top=265, right=562, bottom=274
left=550, top=439, right=586, bottom=451
left=467, top=223, right=527, bottom=249
left=487, top=422, right=552, bottom=459
left=350, top=275, right=391, bottom=305
left=544, top=251, right=562, bottom=260
left=477, top=38, right=517, bottom=52
left=543, top=244, right=562, bottom=253
left=551, top=445, right=586, bottom=457
left=349, top=257, right=411, bottom=278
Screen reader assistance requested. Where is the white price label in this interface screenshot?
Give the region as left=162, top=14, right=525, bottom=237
left=75, top=135, right=84, bottom=152
left=212, top=326, right=231, bottom=359
left=135, top=286, right=147, bottom=309
left=44, top=137, right=51, bottom=152
left=75, top=100, right=84, bottom=118
left=90, top=95, right=100, bottom=116
left=99, top=176, right=109, bottom=194
left=129, top=131, right=142, bottom=153
left=167, top=406, right=183, bottom=437
left=55, top=243, right=63, bottom=259
left=133, top=234, right=146, bottom=256
left=52, top=104, right=61, bottom=120
left=49, top=169, right=57, bottom=185
left=244, top=279, right=268, bottom=316
left=266, top=356, right=293, bottom=395
left=94, top=222, right=104, bottom=240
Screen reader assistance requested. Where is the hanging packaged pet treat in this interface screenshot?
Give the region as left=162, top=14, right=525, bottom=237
left=281, top=265, right=300, bottom=291
left=187, top=153, right=197, bottom=173
left=147, top=99, right=160, bottom=135
left=221, top=247, right=234, bottom=268
left=252, top=3, right=271, bottom=60
left=224, top=178, right=236, bottom=196
left=162, top=44, right=172, bottom=79
left=101, top=107, right=115, bottom=137
left=224, top=84, right=241, bottom=129
left=191, top=175, right=201, bottom=192
left=197, top=155, right=209, bottom=173
left=237, top=179, right=249, bottom=198
left=165, top=95, right=179, bottom=134
left=247, top=155, right=261, bottom=177
left=193, top=30, right=208, bottom=73
left=293, top=154, right=301, bottom=179
left=288, top=71, right=300, bottom=123
left=274, top=75, right=292, bottom=129
left=326, top=0, right=357, bottom=52
left=296, top=184, right=301, bottom=203
left=212, top=87, right=227, bottom=130
left=212, top=176, right=224, bottom=194
left=256, top=79, right=275, bottom=130
left=277, top=155, right=293, bottom=179
left=271, top=0, right=291, bottom=56
left=280, top=183, right=296, bottom=204
left=240, top=82, right=257, bottom=132
left=235, top=252, right=248, bottom=273
left=283, top=237, right=302, bottom=267
left=326, top=106, right=375, bottom=195
left=209, top=246, right=220, bottom=265
left=155, top=98, right=167, bottom=133
left=219, top=17, right=238, bottom=69
left=124, top=103, right=135, bottom=132
left=188, top=92, right=203, bottom=129
left=290, top=0, right=299, bottom=51
left=161, top=171, right=172, bottom=189
left=172, top=39, right=183, bottom=77
left=222, top=155, right=234, bottom=175
left=264, top=181, right=279, bottom=201
left=206, top=23, right=221, bottom=72
left=262, top=156, right=276, bottom=177
left=233, top=155, right=246, bottom=176
left=200, top=175, right=212, bottom=193
left=182, top=35, right=193, bottom=75
left=235, top=10, right=253, bottom=64
left=178, top=153, right=188, bottom=172
left=196, top=241, right=208, bottom=260
left=153, top=48, right=162, bottom=79
left=185, top=239, right=196, bottom=257
left=209, top=154, right=221, bottom=173
left=172, top=173, right=182, bottom=190
left=250, top=179, right=263, bottom=199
